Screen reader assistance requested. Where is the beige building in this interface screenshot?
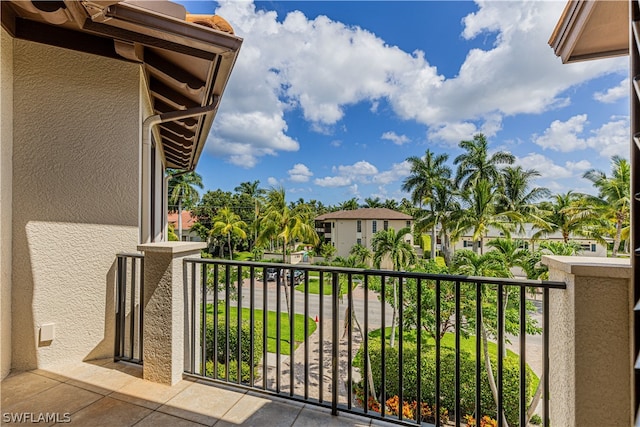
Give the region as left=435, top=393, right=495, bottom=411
left=315, top=208, right=413, bottom=258
left=168, top=210, right=202, bottom=242
left=0, top=1, right=241, bottom=379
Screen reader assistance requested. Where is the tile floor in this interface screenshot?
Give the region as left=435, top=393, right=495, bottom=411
left=1, top=359, right=394, bottom=426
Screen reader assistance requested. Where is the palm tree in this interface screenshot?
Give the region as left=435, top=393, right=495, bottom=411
left=383, top=199, right=399, bottom=210
left=350, top=244, right=372, bottom=267
left=167, top=170, right=204, bottom=240
left=372, top=227, right=416, bottom=347
left=363, top=197, right=383, bottom=208
left=211, top=207, right=247, bottom=260
left=583, top=156, right=631, bottom=256
left=486, top=237, right=531, bottom=275
left=258, top=187, right=319, bottom=262
left=458, top=179, right=519, bottom=254
left=234, top=180, right=266, bottom=249
left=402, top=150, right=451, bottom=260
left=453, top=133, right=515, bottom=190
left=498, top=166, right=550, bottom=232
left=337, top=197, right=360, bottom=211
left=533, top=191, right=597, bottom=243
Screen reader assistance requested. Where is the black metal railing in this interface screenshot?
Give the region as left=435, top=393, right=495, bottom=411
left=115, top=253, right=144, bottom=364
left=183, top=258, right=565, bottom=427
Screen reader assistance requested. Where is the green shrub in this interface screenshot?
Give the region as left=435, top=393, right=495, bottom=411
left=355, top=340, right=537, bottom=426
left=205, top=317, right=263, bottom=368
left=205, top=359, right=254, bottom=383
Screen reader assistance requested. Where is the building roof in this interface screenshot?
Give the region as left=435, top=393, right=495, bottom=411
left=168, top=210, right=198, bottom=229
left=316, top=208, right=413, bottom=221
left=1, top=0, right=242, bottom=170
left=549, top=0, right=628, bottom=63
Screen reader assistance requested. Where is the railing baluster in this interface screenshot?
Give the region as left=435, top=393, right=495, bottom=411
left=544, top=287, right=550, bottom=427
left=520, top=286, right=527, bottom=427
left=115, top=256, right=122, bottom=360
left=319, top=270, right=324, bottom=404
left=347, top=273, right=353, bottom=410
left=262, top=267, right=268, bottom=390
left=237, top=265, right=242, bottom=385
left=381, top=275, right=386, bottom=418
left=331, top=272, right=339, bottom=415
left=201, top=263, right=207, bottom=377
left=455, top=280, right=461, bottom=425
left=213, top=264, right=219, bottom=379
left=476, top=281, right=482, bottom=423
left=398, top=276, right=404, bottom=422
left=416, top=278, right=422, bottom=424
left=304, top=270, right=309, bottom=400
left=276, top=267, right=281, bottom=393
left=497, top=283, right=505, bottom=427
left=130, top=258, right=137, bottom=362
left=435, top=279, right=441, bottom=427
left=190, top=261, right=196, bottom=374
left=290, top=268, right=295, bottom=396
left=225, top=264, right=231, bottom=382
left=250, top=266, right=255, bottom=387
left=363, top=274, right=369, bottom=415
left=139, top=257, right=144, bottom=363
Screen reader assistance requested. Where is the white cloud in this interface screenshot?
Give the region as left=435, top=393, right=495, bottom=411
left=381, top=131, right=410, bottom=146
left=209, top=0, right=626, bottom=166
left=336, top=160, right=378, bottom=177
left=330, top=140, right=342, bottom=147
left=516, top=153, right=591, bottom=180
left=533, top=114, right=629, bottom=158
left=533, top=114, right=589, bottom=152
left=373, top=161, right=412, bottom=185
left=314, top=176, right=352, bottom=187
left=267, top=177, right=279, bottom=186
left=594, top=78, right=629, bottom=103
left=428, top=122, right=479, bottom=145
left=288, top=163, right=313, bottom=182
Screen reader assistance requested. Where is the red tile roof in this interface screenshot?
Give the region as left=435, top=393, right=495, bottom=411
left=168, top=211, right=198, bottom=229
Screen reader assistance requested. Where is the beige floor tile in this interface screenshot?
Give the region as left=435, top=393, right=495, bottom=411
left=3, top=383, right=102, bottom=425
left=66, top=365, right=139, bottom=395
left=1, top=371, right=61, bottom=408
left=134, top=411, right=208, bottom=427
left=158, top=381, right=245, bottom=425
left=111, top=377, right=193, bottom=410
left=59, top=396, right=151, bottom=426
left=215, top=393, right=302, bottom=427
left=30, top=369, right=70, bottom=383
left=292, top=407, right=371, bottom=427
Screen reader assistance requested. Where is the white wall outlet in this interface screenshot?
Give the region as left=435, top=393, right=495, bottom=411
left=40, top=323, right=55, bottom=342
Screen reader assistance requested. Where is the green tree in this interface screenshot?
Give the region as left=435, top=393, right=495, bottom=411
left=583, top=155, right=631, bottom=256
left=234, top=180, right=266, bottom=249
left=533, top=191, right=596, bottom=243
left=337, top=197, right=359, bottom=211
left=453, top=133, right=515, bottom=190
left=372, top=227, right=416, bottom=347
left=211, top=207, right=247, bottom=260
left=258, top=187, right=320, bottom=262
left=362, top=197, right=383, bottom=208
left=167, top=170, right=204, bottom=240
left=497, top=166, right=550, bottom=233
left=402, top=150, right=451, bottom=260
left=349, top=244, right=372, bottom=267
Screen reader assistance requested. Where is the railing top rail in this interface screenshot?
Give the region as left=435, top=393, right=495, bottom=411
left=117, top=252, right=145, bottom=259
left=184, top=257, right=566, bottom=289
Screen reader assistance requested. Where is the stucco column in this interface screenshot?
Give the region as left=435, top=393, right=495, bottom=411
left=542, top=256, right=633, bottom=427
left=138, top=242, right=205, bottom=385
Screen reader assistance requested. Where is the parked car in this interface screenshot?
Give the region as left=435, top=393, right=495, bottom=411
left=284, top=269, right=304, bottom=285
left=265, top=267, right=279, bottom=281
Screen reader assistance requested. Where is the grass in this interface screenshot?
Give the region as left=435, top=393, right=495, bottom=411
left=206, top=303, right=317, bottom=355
left=294, top=273, right=350, bottom=295
left=232, top=251, right=254, bottom=261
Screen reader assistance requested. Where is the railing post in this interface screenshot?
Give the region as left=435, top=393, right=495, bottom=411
left=542, top=256, right=633, bottom=427
left=137, top=242, right=205, bottom=385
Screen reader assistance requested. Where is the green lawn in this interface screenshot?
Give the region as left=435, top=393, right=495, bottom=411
left=232, top=251, right=254, bottom=261
left=367, top=328, right=518, bottom=359
left=206, top=303, right=316, bottom=355
left=294, top=274, right=350, bottom=295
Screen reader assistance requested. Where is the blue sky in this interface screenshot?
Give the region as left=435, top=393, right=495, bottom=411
left=178, top=0, right=629, bottom=205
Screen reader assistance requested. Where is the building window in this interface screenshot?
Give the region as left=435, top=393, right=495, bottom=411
left=357, top=220, right=362, bottom=232
left=332, top=222, right=335, bottom=228
left=384, top=220, right=389, bottom=231
left=406, top=220, right=411, bottom=228
left=357, top=238, right=362, bottom=245
left=372, top=220, right=377, bottom=233
left=591, top=244, right=597, bottom=252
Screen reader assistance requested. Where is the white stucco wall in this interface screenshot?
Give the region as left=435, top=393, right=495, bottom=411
left=11, top=40, right=141, bottom=370
left=1, top=27, right=14, bottom=379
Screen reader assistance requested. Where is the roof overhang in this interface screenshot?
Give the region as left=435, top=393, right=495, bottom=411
left=1, top=0, right=243, bottom=170
left=549, top=0, right=628, bottom=63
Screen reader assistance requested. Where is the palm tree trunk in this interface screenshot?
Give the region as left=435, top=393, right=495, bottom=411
left=526, top=377, right=544, bottom=421
left=343, top=302, right=376, bottom=399
left=481, top=322, right=509, bottom=427
left=431, top=223, right=437, bottom=260
left=177, top=198, right=183, bottom=241
left=390, top=279, right=398, bottom=348
left=613, top=219, right=623, bottom=257
left=227, top=233, right=233, bottom=260
left=282, top=240, right=291, bottom=317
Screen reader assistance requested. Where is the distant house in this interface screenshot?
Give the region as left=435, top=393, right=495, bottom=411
left=452, top=223, right=607, bottom=257
left=168, top=211, right=202, bottom=242
left=315, top=208, right=413, bottom=258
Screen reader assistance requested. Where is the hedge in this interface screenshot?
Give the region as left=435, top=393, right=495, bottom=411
left=205, top=317, right=264, bottom=368
left=355, top=340, right=538, bottom=426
